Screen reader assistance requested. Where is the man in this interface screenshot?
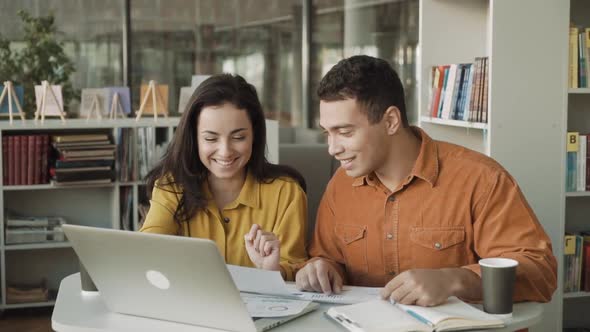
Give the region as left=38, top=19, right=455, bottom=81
left=295, top=55, right=557, bottom=306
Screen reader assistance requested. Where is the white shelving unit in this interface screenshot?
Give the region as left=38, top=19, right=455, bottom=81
left=0, top=117, right=279, bottom=310
left=419, top=1, right=568, bottom=331
left=0, top=118, right=181, bottom=310
left=563, top=1, right=590, bottom=327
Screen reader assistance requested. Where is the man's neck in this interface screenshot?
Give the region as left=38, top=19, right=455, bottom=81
left=208, top=171, right=247, bottom=209
left=374, top=127, right=422, bottom=192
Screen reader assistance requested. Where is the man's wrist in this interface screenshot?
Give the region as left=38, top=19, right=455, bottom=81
left=442, top=268, right=482, bottom=300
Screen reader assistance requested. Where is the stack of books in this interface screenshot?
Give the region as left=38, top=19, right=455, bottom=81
left=5, top=214, right=66, bottom=245
left=6, top=280, right=50, bottom=304
left=50, top=133, right=116, bottom=186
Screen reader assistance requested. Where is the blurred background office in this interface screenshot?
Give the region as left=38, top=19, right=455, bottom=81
left=0, top=0, right=419, bottom=128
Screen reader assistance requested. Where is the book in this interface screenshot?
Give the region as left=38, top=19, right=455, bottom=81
left=55, top=159, right=114, bottom=169
left=326, top=297, right=504, bottom=332
left=567, top=132, right=580, bottom=192
left=52, top=134, right=109, bottom=143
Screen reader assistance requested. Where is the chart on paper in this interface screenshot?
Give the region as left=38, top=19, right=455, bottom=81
left=227, top=265, right=381, bottom=304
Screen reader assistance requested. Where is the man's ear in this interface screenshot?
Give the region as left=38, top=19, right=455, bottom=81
left=383, top=106, right=402, bottom=135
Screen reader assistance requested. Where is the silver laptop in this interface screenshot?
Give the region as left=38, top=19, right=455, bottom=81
left=62, top=224, right=317, bottom=332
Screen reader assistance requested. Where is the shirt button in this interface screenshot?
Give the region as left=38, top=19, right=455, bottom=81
left=386, top=233, right=393, bottom=240
left=223, top=217, right=230, bottom=223
left=434, top=242, right=442, bottom=249
left=388, top=196, right=395, bottom=202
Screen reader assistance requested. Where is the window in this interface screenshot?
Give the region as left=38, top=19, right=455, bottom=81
left=0, top=0, right=419, bottom=128
left=0, top=0, right=124, bottom=113
left=310, top=0, right=419, bottom=126
left=130, top=0, right=303, bottom=126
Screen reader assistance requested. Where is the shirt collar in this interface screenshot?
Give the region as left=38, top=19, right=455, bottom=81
left=204, top=171, right=260, bottom=210
left=352, top=126, right=439, bottom=188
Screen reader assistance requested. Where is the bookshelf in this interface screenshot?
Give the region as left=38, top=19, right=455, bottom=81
left=564, top=1, right=590, bottom=328
left=419, top=1, right=568, bottom=331
left=0, top=117, right=279, bottom=310
left=0, top=118, right=180, bottom=310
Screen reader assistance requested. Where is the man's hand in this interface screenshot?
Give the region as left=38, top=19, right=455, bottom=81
left=295, top=259, right=343, bottom=294
left=380, top=268, right=482, bottom=307
left=244, top=224, right=280, bottom=271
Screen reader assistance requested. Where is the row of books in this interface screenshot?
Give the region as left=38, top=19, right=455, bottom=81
left=564, top=232, right=590, bottom=293
left=137, top=127, right=168, bottom=180
left=117, top=128, right=134, bottom=182
left=2, top=134, right=50, bottom=185
left=568, top=26, right=590, bottom=88
left=50, top=134, right=116, bottom=185
left=0, top=131, right=167, bottom=187
left=566, top=132, right=590, bottom=192
left=427, top=57, right=489, bottom=123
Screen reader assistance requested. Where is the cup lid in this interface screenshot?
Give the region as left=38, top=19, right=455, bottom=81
left=478, top=257, right=519, bottom=268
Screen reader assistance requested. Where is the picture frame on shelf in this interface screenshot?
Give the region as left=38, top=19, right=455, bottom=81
left=80, top=88, right=109, bottom=121
left=34, top=81, right=66, bottom=123
left=0, top=81, right=26, bottom=123
left=106, top=87, right=131, bottom=119
left=135, top=80, right=168, bottom=121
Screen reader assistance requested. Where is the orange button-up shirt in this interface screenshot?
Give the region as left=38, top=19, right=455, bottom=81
left=308, top=127, right=557, bottom=302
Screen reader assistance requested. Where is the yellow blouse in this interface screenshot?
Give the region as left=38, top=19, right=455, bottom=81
left=139, top=172, right=308, bottom=281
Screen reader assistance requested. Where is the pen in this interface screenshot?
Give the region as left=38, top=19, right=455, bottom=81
left=405, top=309, right=434, bottom=328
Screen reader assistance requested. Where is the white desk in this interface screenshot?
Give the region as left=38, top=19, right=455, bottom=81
left=52, top=273, right=543, bottom=332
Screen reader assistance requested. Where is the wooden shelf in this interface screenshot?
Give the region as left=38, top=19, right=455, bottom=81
left=563, top=291, right=590, bottom=299
left=4, top=242, right=72, bottom=251
left=420, top=116, right=488, bottom=130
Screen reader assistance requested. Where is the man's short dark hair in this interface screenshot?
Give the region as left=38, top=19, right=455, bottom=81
left=317, top=55, right=408, bottom=126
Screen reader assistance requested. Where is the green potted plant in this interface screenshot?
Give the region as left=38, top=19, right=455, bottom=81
left=0, top=10, right=77, bottom=117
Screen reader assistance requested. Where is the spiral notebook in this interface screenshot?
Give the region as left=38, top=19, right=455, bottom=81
left=326, top=297, right=505, bottom=332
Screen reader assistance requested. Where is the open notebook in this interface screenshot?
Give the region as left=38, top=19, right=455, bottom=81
left=326, top=297, right=505, bottom=332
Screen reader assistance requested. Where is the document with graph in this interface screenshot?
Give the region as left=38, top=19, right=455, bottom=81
left=227, top=264, right=380, bottom=304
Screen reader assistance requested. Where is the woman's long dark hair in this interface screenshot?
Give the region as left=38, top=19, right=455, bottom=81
left=145, top=74, right=306, bottom=226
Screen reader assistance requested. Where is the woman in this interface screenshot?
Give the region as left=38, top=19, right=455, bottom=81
left=140, top=74, right=308, bottom=281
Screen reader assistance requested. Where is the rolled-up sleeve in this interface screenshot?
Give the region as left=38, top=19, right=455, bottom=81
left=462, top=170, right=557, bottom=302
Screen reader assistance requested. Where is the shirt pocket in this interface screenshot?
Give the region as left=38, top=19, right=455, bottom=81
left=334, top=224, right=368, bottom=275
left=409, top=226, right=467, bottom=269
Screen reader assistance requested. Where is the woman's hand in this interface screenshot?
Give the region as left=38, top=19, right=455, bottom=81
left=244, top=224, right=280, bottom=271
